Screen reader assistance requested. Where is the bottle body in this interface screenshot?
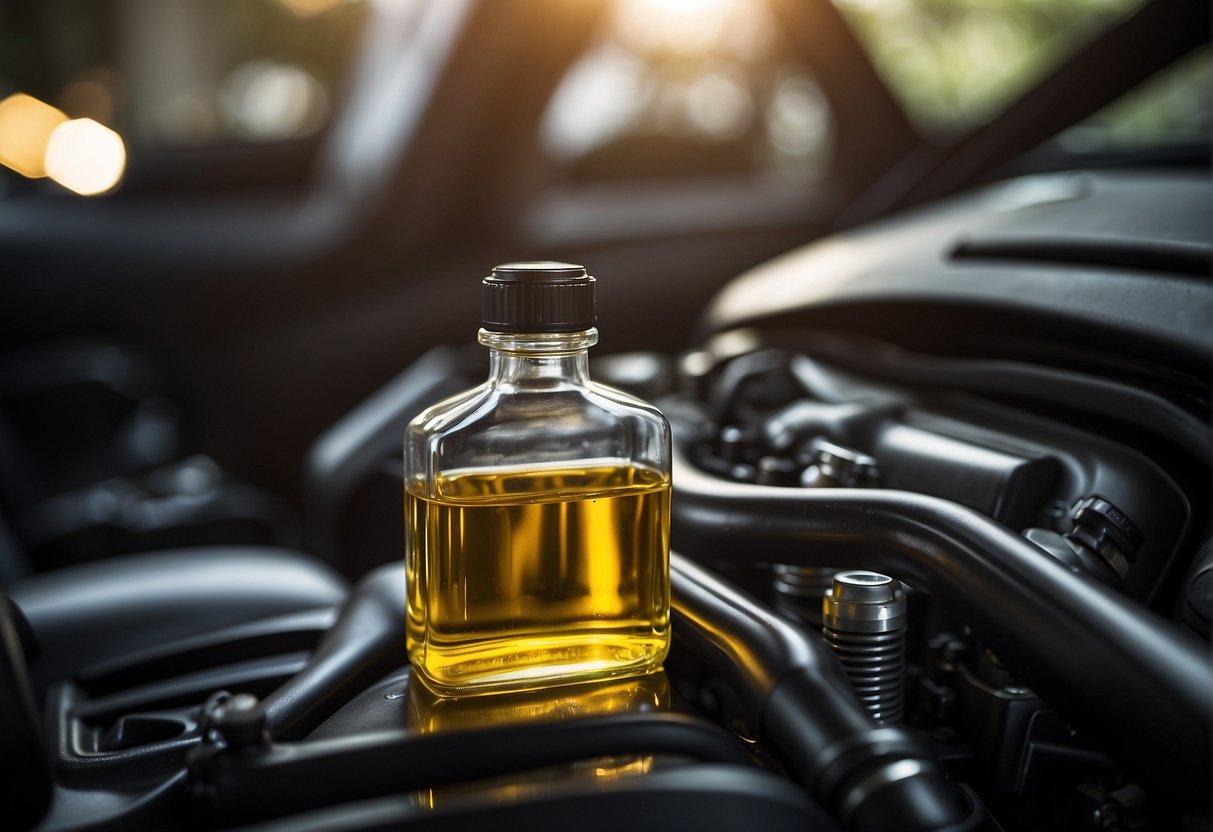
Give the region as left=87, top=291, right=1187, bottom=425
left=405, top=329, right=671, bottom=693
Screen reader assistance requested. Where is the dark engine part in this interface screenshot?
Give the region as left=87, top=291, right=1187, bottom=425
left=647, top=338, right=1210, bottom=824
left=668, top=438, right=1211, bottom=802
left=8, top=335, right=1206, bottom=832
left=1022, top=495, right=1145, bottom=589
left=260, top=562, right=407, bottom=741
left=671, top=555, right=966, bottom=832
left=188, top=555, right=969, bottom=831
left=674, top=345, right=1191, bottom=604
left=194, top=703, right=753, bottom=828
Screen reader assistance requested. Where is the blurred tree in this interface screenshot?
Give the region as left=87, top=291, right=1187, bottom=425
left=833, top=0, right=1144, bottom=135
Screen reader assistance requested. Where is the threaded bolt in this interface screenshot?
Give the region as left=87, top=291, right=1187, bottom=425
left=822, top=571, right=907, bottom=725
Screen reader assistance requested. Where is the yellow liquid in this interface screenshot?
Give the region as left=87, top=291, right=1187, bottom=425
left=405, top=462, right=671, bottom=693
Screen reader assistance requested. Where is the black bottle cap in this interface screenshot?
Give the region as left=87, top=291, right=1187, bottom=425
left=482, top=261, right=596, bottom=333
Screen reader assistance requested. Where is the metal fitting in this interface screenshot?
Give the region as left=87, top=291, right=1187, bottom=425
left=823, top=571, right=907, bottom=724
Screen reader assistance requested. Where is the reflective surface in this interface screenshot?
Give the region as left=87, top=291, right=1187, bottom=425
left=406, top=667, right=670, bottom=734
left=405, top=669, right=671, bottom=810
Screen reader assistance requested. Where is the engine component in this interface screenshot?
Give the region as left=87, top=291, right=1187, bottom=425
left=822, top=571, right=907, bottom=725
left=798, top=439, right=880, bottom=489
left=1022, top=528, right=1119, bottom=587
left=191, top=708, right=753, bottom=828
left=1182, top=541, right=1213, bottom=638
left=1069, top=496, right=1143, bottom=580
left=772, top=564, right=839, bottom=626
left=773, top=441, right=879, bottom=625
left=1023, top=495, right=1144, bottom=588
left=260, top=563, right=407, bottom=740
left=709, top=348, right=809, bottom=423
left=199, top=690, right=268, bottom=753
left=668, top=439, right=1212, bottom=800
left=671, top=554, right=967, bottom=832
left=762, top=400, right=889, bottom=455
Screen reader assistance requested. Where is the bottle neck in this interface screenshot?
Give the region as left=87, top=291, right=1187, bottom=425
left=479, top=328, right=597, bottom=388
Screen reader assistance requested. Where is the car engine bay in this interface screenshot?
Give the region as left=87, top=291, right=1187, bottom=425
left=0, top=165, right=1208, bottom=832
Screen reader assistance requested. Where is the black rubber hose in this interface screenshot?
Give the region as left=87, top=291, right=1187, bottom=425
left=670, top=441, right=1212, bottom=800
left=260, top=563, right=407, bottom=740
left=672, top=554, right=968, bottom=832
left=196, top=712, right=751, bottom=827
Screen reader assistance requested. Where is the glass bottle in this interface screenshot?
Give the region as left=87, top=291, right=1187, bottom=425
left=404, top=262, right=671, bottom=694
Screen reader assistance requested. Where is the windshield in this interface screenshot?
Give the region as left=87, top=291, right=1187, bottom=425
left=834, top=0, right=1146, bottom=135
left=0, top=0, right=1194, bottom=198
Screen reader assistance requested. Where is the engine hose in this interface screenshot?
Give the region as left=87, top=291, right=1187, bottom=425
left=670, top=440, right=1211, bottom=801
left=193, top=712, right=754, bottom=828
left=672, top=553, right=970, bottom=832
left=261, top=563, right=408, bottom=740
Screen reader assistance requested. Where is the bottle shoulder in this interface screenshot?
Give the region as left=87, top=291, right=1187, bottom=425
left=584, top=381, right=670, bottom=425
left=406, top=382, right=493, bottom=436
left=405, top=377, right=670, bottom=482
left=407, top=379, right=668, bottom=439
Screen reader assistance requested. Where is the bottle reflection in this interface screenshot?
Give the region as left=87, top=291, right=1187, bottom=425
left=406, top=669, right=670, bottom=809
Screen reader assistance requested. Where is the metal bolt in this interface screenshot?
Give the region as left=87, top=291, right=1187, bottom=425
left=823, top=571, right=907, bottom=724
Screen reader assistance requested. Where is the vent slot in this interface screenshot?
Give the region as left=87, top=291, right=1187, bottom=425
left=951, top=236, right=1208, bottom=277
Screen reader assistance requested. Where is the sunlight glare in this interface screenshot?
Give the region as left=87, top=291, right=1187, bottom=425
left=687, top=71, right=752, bottom=139
left=277, top=0, right=343, bottom=16
left=616, top=0, right=769, bottom=56
left=222, top=61, right=329, bottom=140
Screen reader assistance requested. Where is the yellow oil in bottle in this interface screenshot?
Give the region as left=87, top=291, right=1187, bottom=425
left=405, top=461, right=671, bottom=693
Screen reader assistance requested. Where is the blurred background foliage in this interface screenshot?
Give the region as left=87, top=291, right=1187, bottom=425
left=0, top=0, right=1206, bottom=192
left=1058, top=47, right=1209, bottom=152
left=545, top=0, right=1204, bottom=182
left=834, top=0, right=1147, bottom=134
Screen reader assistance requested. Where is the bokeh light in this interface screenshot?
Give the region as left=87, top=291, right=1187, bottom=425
left=44, top=118, right=127, bottom=196
left=542, top=0, right=832, bottom=179
left=0, top=93, right=69, bottom=178
left=686, top=71, right=752, bottom=140
left=765, top=72, right=833, bottom=166
left=221, top=61, right=329, bottom=141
